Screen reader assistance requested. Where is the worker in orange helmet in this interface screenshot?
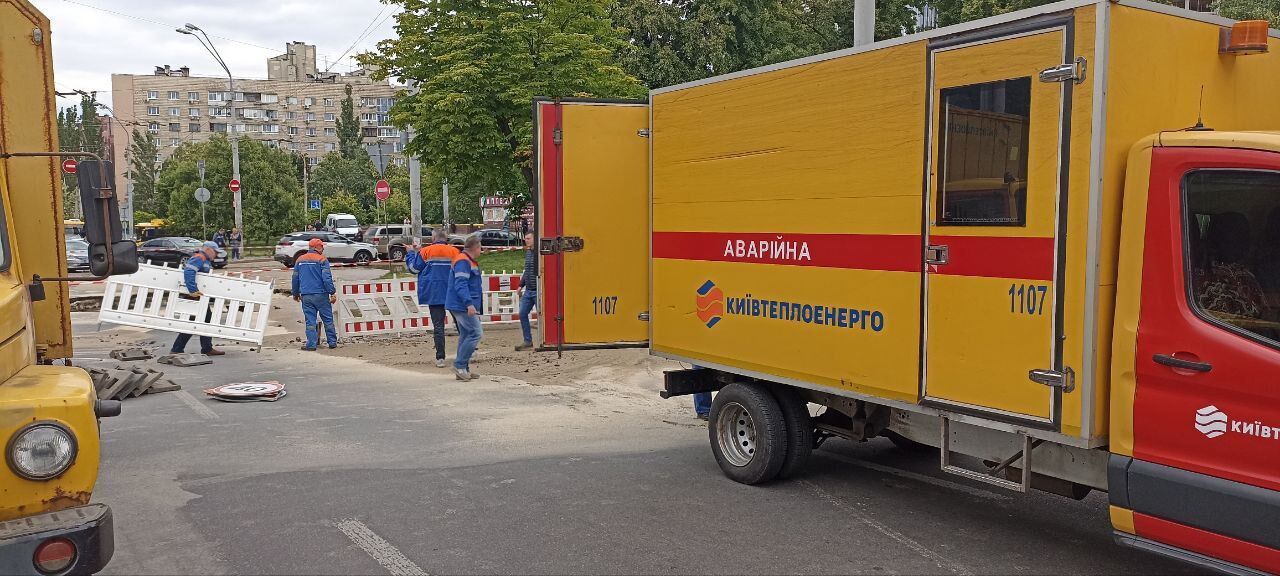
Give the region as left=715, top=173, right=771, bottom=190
left=292, top=237, right=338, bottom=350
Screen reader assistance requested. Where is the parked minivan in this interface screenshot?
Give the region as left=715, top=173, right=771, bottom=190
left=364, top=225, right=435, bottom=260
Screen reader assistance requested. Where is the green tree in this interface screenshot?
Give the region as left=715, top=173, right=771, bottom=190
left=55, top=93, right=103, bottom=219
left=158, top=134, right=305, bottom=244
left=1214, top=0, right=1280, bottom=21
left=319, top=190, right=369, bottom=225
left=336, top=84, right=366, bottom=160
left=360, top=0, right=646, bottom=209
left=128, top=129, right=162, bottom=216
left=308, top=152, right=379, bottom=214
left=610, top=0, right=928, bottom=89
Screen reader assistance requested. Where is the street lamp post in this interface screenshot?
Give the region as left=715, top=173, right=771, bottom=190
left=177, top=23, right=242, bottom=234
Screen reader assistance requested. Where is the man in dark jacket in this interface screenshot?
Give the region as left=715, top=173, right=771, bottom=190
left=406, top=229, right=460, bottom=367
left=446, top=234, right=483, bottom=381
left=516, top=233, right=538, bottom=351
left=292, top=238, right=338, bottom=350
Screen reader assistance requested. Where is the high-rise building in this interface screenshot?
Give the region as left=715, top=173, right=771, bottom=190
left=109, top=42, right=405, bottom=203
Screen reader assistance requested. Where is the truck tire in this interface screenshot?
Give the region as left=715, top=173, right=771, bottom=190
left=709, top=382, right=789, bottom=485
left=770, top=385, right=813, bottom=479
left=389, top=246, right=406, bottom=261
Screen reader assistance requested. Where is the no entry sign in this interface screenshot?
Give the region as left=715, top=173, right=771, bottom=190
left=61, top=159, right=78, bottom=174
left=228, top=179, right=241, bottom=193
left=375, top=179, right=391, bottom=201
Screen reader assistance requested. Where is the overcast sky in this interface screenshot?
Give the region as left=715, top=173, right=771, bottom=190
left=31, top=0, right=401, bottom=110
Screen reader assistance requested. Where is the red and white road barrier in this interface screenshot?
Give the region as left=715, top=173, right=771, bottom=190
left=334, top=273, right=533, bottom=338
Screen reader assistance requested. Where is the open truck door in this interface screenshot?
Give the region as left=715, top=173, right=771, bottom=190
left=535, top=99, right=650, bottom=350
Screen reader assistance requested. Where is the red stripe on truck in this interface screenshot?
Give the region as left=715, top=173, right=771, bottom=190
left=652, top=231, right=1054, bottom=281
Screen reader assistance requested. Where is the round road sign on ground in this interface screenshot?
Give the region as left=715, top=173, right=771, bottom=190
left=193, top=187, right=211, bottom=203
left=375, top=179, right=391, bottom=201
left=62, top=159, right=78, bottom=174
left=228, top=179, right=241, bottom=193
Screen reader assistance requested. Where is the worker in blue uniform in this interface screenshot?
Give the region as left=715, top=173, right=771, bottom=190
left=292, top=238, right=338, bottom=351
left=170, top=241, right=224, bottom=357
left=406, top=229, right=460, bottom=367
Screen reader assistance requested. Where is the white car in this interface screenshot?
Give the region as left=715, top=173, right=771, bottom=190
left=274, top=232, right=376, bottom=268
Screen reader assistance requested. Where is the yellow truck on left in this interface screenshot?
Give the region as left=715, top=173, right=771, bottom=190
left=1, top=1, right=140, bottom=574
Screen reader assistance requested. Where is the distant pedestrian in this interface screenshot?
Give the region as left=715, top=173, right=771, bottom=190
left=228, top=227, right=243, bottom=260
left=406, top=229, right=460, bottom=368
left=403, top=217, right=411, bottom=225
left=446, top=233, right=484, bottom=381
left=292, top=238, right=338, bottom=351
left=515, top=233, right=538, bottom=351
left=170, top=241, right=225, bottom=358
left=313, top=219, right=323, bottom=231
left=212, top=228, right=226, bottom=247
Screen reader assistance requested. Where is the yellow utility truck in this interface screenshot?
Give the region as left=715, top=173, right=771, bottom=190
left=1, top=1, right=137, bottom=574
left=536, top=1, right=1280, bottom=572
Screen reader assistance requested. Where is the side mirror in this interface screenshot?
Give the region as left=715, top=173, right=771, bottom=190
left=76, top=159, right=138, bottom=276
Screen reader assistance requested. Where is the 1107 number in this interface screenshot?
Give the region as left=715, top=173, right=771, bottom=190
left=592, top=296, right=619, bottom=315
left=1009, top=284, right=1049, bottom=316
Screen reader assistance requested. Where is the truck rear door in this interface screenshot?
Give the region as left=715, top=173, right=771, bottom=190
left=535, top=99, right=650, bottom=349
left=1116, top=144, right=1280, bottom=574
left=921, top=25, right=1076, bottom=428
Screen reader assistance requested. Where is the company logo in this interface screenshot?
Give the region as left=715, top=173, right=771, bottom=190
left=1194, top=405, right=1228, bottom=439
left=696, top=280, right=724, bottom=328
left=1193, top=405, right=1279, bottom=442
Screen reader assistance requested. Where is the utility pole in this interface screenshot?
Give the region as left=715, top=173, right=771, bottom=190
left=178, top=23, right=241, bottom=234
left=442, top=178, right=450, bottom=230
left=405, top=81, right=423, bottom=244
left=854, top=0, right=876, bottom=46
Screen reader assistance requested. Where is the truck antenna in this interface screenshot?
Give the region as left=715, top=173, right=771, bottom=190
left=1186, top=85, right=1213, bottom=131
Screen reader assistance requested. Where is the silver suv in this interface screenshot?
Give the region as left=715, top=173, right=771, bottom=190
left=364, top=225, right=434, bottom=260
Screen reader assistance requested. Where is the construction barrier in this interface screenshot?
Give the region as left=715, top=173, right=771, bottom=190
left=335, top=273, right=537, bottom=338
left=97, top=263, right=275, bottom=344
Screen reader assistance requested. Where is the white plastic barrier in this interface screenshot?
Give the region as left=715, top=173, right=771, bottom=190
left=98, top=263, right=275, bottom=344
left=335, top=273, right=537, bottom=338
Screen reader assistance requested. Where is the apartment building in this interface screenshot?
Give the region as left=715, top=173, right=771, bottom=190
left=109, top=42, right=406, bottom=200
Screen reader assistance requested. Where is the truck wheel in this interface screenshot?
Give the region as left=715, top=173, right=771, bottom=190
left=389, top=246, right=406, bottom=261
left=771, top=385, right=813, bottom=479
left=709, top=382, right=788, bottom=485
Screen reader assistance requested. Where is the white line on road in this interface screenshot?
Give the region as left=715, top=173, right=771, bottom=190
left=816, top=452, right=1011, bottom=501
left=174, top=390, right=219, bottom=420
left=799, top=480, right=973, bottom=576
left=334, top=518, right=428, bottom=576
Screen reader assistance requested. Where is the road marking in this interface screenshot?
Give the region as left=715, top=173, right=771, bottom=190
left=334, top=518, right=428, bottom=576
left=174, top=390, right=219, bottom=420
left=799, top=480, right=972, bottom=575
left=816, top=452, right=1011, bottom=501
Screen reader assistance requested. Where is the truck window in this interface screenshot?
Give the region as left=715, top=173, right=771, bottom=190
left=1184, top=169, right=1280, bottom=347
left=936, top=77, right=1031, bottom=226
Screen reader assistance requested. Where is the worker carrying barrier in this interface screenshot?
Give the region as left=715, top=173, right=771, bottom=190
left=98, top=263, right=275, bottom=344
left=335, top=273, right=536, bottom=338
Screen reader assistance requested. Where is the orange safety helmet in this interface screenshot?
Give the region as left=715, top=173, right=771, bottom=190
left=308, top=238, right=324, bottom=251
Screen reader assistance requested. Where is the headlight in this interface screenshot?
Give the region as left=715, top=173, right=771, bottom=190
left=7, top=422, right=77, bottom=480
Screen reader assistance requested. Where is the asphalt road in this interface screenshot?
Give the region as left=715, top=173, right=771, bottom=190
left=77, top=310, right=1196, bottom=574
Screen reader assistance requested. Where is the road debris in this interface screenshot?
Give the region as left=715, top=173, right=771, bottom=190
left=89, top=366, right=180, bottom=401
left=158, top=353, right=213, bottom=367
left=109, top=347, right=153, bottom=361
left=204, top=381, right=287, bottom=402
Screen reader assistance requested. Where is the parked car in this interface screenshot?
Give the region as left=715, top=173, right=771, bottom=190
left=66, top=236, right=90, bottom=273
left=274, top=231, right=376, bottom=267
left=447, top=229, right=523, bottom=248
left=364, top=225, right=435, bottom=260
left=137, top=237, right=228, bottom=269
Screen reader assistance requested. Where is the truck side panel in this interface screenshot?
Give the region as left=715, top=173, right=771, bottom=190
left=651, top=41, right=927, bottom=404
left=0, top=0, right=71, bottom=360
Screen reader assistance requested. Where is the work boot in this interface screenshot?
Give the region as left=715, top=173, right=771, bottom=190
left=453, top=368, right=471, bottom=381
left=435, top=358, right=446, bottom=368
left=469, top=371, right=481, bottom=380
left=205, top=349, right=226, bottom=356
left=328, top=343, right=338, bottom=349
left=514, top=342, right=533, bottom=351
left=301, top=346, right=317, bottom=351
